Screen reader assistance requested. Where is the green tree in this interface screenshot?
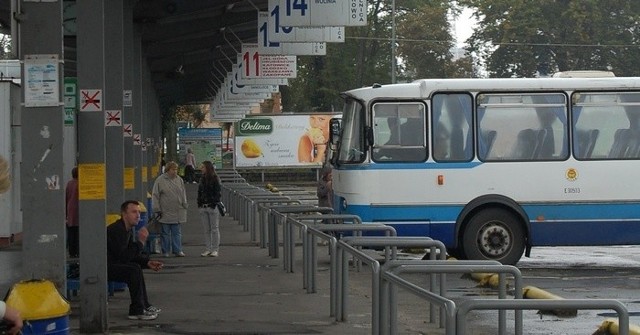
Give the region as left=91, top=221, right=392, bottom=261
left=162, top=104, right=207, bottom=161
left=0, top=34, right=11, bottom=59
left=395, top=1, right=457, bottom=80
left=459, top=0, right=640, bottom=77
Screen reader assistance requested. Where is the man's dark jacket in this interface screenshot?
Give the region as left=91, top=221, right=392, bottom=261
left=107, top=219, right=149, bottom=268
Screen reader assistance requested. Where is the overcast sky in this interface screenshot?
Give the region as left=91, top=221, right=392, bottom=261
left=452, top=7, right=476, bottom=48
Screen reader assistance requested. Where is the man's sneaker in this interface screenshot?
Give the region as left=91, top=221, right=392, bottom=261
left=200, top=251, right=211, bottom=257
left=209, top=251, right=219, bottom=257
left=176, top=252, right=185, bottom=257
left=145, top=306, right=162, bottom=314
left=128, top=310, right=157, bottom=320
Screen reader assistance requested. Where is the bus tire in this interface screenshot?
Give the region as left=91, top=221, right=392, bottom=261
left=462, top=208, right=525, bottom=265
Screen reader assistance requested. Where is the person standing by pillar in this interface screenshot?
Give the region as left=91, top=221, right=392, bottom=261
left=197, top=161, right=222, bottom=257
left=151, top=161, right=188, bottom=257
left=184, top=148, right=197, bottom=183
left=65, top=167, right=80, bottom=258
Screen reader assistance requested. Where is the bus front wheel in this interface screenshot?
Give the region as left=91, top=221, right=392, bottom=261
left=462, top=208, right=525, bottom=265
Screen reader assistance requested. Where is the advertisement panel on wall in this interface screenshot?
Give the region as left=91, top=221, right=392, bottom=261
left=234, top=113, right=339, bottom=168
left=178, top=128, right=223, bottom=170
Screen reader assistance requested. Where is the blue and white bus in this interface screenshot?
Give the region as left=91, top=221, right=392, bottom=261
left=329, top=76, right=640, bottom=265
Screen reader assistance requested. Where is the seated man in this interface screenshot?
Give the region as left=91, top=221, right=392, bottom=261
left=107, top=200, right=164, bottom=320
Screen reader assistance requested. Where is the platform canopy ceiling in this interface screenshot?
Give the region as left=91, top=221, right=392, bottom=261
left=0, top=0, right=270, bottom=108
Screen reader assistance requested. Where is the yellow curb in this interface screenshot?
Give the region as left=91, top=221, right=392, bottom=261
left=470, top=273, right=500, bottom=288
left=593, top=318, right=640, bottom=335
left=522, top=285, right=577, bottom=317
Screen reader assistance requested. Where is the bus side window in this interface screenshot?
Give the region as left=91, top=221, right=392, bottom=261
left=371, top=102, right=427, bottom=162
left=432, top=93, right=473, bottom=162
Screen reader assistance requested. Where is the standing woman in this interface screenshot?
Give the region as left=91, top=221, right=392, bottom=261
left=184, top=148, right=197, bottom=183
left=152, top=161, right=188, bottom=257
left=197, top=161, right=222, bottom=257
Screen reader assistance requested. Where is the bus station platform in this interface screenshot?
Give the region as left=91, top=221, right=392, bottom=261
left=63, top=183, right=441, bottom=334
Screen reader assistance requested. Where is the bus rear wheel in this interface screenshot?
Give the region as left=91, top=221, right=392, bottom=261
left=462, top=208, right=525, bottom=265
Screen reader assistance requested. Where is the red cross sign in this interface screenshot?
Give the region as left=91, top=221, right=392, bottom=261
left=105, top=110, right=121, bottom=127
left=123, top=124, right=133, bottom=137
left=80, top=89, right=102, bottom=111
left=133, top=134, right=141, bottom=145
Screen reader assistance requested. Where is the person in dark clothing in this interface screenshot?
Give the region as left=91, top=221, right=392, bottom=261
left=107, top=200, right=164, bottom=320
left=197, top=161, right=222, bottom=257
left=65, top=167, right=79, bottom=258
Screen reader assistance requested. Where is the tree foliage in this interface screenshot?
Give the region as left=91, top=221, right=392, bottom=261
left=459, top=0, right=640, bottom=77
left=0, top=35, right=11, bottom=59
left=395, top=1, right=455, bottom=79
left=162, top=104, right=207, bottom=161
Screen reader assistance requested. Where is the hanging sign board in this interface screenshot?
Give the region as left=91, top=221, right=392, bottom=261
left=278, top=0, right=367, bottom=27
left=257, top=12, right=326, bottom=55
left=240, top=44, right=297, bottom=79
left=267, top=0, right=344, bottom=43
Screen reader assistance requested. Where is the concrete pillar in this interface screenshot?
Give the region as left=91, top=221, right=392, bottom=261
left=123, top=0, right=136, bottom=200
left=104, top=0, right=125, bottom=217
left=18, top=0, right=66, bottom=288
left=76, top=0, right=108, bottom=331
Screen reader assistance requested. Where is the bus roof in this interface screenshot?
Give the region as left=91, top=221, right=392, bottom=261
left=342, top=77, right=640, bottom=102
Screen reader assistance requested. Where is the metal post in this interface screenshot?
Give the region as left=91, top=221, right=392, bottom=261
left=391, top=0, right=396, bottom=83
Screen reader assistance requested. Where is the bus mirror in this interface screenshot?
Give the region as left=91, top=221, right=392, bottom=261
left=330, top=118, right=341, bottom=146
left=365, top=126, right=374, bottom=148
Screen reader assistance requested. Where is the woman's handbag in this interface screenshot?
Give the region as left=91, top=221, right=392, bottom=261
left=216, top=202, right=226, bottom=216
left=147, top=212, right=162, bottom=234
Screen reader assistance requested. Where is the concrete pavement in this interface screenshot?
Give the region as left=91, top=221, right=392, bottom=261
left=64, top=183, right=441, bottom=334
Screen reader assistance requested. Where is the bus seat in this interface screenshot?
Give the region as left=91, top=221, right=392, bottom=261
left=479, top=130, right=497, bottom=159
left=535, top=128, right=554, bottom=159
left=584, top=129, right=599, bottom=158
left=625, top=129, right=640, bottom=158
left=511, top=128, right=537, bottom=159
left=399, top=121, right=424, bottom=146
left=575, top=129, right=599, bottom=159
left=609, top=129, right=630, bottom=158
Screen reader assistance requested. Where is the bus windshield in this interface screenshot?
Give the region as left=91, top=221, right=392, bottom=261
left=337, top=98, right=366, bottom=163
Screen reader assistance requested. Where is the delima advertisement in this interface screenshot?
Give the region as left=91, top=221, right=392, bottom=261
left=235, top=113, right=339, bottom=168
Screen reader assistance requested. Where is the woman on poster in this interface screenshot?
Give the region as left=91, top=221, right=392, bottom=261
left=298, top=115, right=331, bottom=163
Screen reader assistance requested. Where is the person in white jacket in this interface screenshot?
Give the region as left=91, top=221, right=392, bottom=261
left=151, top=161, right=188, bottom=257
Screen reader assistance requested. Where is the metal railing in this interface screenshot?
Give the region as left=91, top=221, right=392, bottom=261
left=456, top=299, right=629, bottom=335
left=224, top=178, right=629, bottom=335
left=266, top=205, right=333, bottom=259
left=302, top=223, right=397, bottom=318
left=381, top=262, right=522, bottom=335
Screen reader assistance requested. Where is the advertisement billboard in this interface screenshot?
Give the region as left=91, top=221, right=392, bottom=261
left=234, top=113, right=339, bottom=168
left=178, top=128, right=223, bottom=170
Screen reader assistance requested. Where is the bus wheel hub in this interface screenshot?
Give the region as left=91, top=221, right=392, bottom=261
left=479, top=224, right=511, bottom=256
